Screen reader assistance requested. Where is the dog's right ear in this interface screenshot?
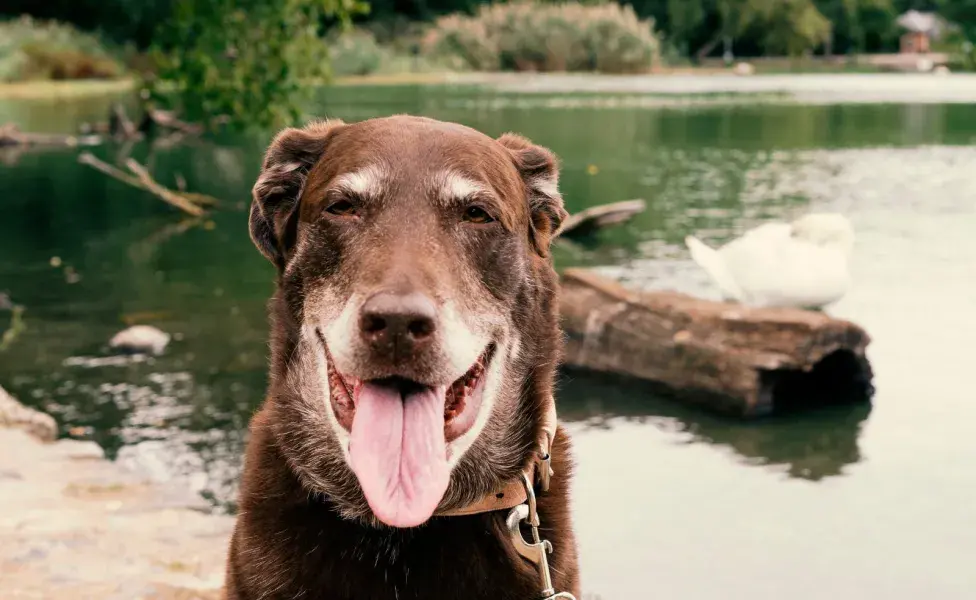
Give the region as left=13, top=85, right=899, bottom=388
left=250, top=119, right=345, bottom=269
left=496, top=133, right=568, bottom=258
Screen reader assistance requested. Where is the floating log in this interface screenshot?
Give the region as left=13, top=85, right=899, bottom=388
left=0, top=123, right=101, bottom=148
left=558, top=268, right=874, bottom=417
left=558, top=199, right=646, bottom=239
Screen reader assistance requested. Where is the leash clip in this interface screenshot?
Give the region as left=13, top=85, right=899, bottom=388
left=505, top=473, right=576, bottom=600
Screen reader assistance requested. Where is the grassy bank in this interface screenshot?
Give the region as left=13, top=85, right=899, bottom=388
left=0, top=78, right=135, bottom=100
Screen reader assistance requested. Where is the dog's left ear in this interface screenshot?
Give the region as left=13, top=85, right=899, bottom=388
left=497, top=133, right=569, bottom=257
left=250, top=119, right=346, bottom=269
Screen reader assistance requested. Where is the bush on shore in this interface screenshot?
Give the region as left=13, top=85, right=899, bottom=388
left=422, top=1, right=660, bottom=74
left=330, top=30, right=390, bottom=77
left=0, top=16, right=125, bottom=82
left=328, top=27, right=461, bottom=77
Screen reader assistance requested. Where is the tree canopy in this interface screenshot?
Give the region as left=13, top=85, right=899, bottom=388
left=3, top=0, right=973, bottom=60
left=147, top=0, right=366, bottom=131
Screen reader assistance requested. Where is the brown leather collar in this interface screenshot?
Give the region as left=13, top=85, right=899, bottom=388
left=436, top=400, right=558, bottom=517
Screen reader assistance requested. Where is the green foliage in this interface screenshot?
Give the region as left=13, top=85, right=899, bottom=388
left=666, top=0, right=708, bottom=55
left=816, top=0, right=897, bottom=53
left=6, top=0, right=967, bottom=76
left=763, top=0, right=833, bottom=55
left=937, top=0, right=976, bottom=71
left=0, top=16, right=125, bottom=82
left=637, top=0, right=902, bottom=58
left=424, top=1, right=660, bottom=73
left=718, top=0, right=777, bottom=38
left=938, top=0, right=976, bottom=41
left=1, top=1, right=172, bottom=49
left=148, top=0, right=367, bottom=132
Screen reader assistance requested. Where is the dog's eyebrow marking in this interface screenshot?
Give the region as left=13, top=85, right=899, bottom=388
left=332, top=164, right=385, bottom=197
left=529, top=174, right=559, bottom=199
left=431, top=170, right=490, bottom=204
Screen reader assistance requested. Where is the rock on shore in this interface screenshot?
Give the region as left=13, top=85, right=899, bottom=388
left=1, top=384, right=57, bottom=441
left=0, top=389, right=232, bottom=599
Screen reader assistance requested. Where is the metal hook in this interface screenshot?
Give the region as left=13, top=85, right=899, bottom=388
left=502, top=424, right=576, bottom=600
left=506, top=503, right=555, bottom=596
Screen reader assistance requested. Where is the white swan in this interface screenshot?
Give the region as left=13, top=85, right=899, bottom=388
left=685, top=213, right=855, bottom=309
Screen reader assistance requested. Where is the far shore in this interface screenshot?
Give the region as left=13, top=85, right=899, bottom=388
left=3, top=69, right=976, bottom=106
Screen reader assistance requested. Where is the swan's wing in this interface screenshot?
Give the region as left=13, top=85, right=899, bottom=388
left=685, top=236, right=743, bottom=301
left=723, top=237, right=850, bottom=308
left=726, top=222, right=793, bottom=247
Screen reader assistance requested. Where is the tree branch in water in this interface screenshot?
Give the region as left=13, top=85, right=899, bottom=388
left=78, top=152, right=218, bottom=217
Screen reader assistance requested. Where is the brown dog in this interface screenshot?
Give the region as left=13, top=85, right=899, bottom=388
left=226, top=115, right=579, bottom=599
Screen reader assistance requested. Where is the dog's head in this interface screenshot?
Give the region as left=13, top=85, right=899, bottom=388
left=250, top=116, right=567, bottom=528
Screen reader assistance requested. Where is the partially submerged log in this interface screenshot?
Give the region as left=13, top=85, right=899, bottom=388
left=558, top=268, right=874, bottom=417
left=558, top=199, right=646, bottom=239
left=109, top=103, right=139, bottom=140
left=0, top=305, right=25, bottom=352
left=0, top=124, right=101, bottom=148
left=139, top=109, right=204, bottom=136
left=82, top=105, right=203, bottom=141
left=78, top=152, right=218, bottom=217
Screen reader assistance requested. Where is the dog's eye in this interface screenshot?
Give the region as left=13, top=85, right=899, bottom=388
left=463, top=206, right=494, bottom=224
left=325, top=199, right=358, bottom=217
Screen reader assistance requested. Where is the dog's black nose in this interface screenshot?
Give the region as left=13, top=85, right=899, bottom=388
left=359, top=291, right=437, bottom=357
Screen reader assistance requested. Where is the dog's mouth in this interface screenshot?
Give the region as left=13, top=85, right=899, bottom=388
left=322, top=338, right=496, bottom=528
left=326, top=344, right=494, bottom=443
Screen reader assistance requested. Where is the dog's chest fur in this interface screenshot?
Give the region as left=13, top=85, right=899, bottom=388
left=225, top=408, right=579, bottom=600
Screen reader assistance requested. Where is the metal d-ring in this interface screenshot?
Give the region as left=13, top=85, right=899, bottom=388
left=538, top=434, right=553, bottom=493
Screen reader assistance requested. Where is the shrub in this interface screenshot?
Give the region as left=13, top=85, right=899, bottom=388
left=946, top=40, right=976, bottom=72
left=0, top=16, right=125, bottom=82
left=329, top=30, right=391, bottom=77
left=423, top=14, right=499, bottom=71
left=423, top=1, right=659, bottom=74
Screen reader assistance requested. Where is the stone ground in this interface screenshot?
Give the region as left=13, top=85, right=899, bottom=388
left=1, top=390, right=232, bottom=600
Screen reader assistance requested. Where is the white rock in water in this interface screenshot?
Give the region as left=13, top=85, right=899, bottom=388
left=109, top=325, right=171, bottom=355
left=0, top=385, right=58, bottom=442
left=733, top=62, right=755, bottom=76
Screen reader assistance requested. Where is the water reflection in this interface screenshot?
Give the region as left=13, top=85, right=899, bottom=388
left=558, top=368, right=871, bottom=481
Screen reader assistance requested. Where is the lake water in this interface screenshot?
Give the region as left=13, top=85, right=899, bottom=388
left=1, top=80, right=975, bottom=599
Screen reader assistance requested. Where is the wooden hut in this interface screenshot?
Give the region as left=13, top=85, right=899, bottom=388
left=897, top=10, right=944, bottom=54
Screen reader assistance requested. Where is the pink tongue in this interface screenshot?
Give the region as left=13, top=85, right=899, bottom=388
left=349, top=382, right=450, bottom=528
